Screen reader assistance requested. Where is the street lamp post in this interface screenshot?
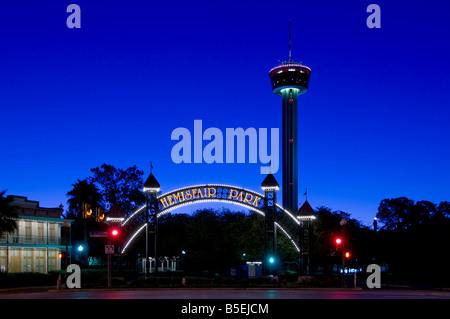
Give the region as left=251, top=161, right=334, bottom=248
left=82, top=202, right=87, bottom=265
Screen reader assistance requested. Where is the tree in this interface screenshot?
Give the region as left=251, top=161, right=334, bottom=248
left=0, top=190, right=18, bottom=237
left=89, top=164, right=146, bottom=215
left=377, top=197, right=445, bottom=231
left=376, top=197, right=415, bottom=230
left=183, top=209, right=224, bottom=274
left=309, top=206, right=366, bottom=274
left=66, top=179, right=105, bottom=265
left=436, top=201, right=450, bottom=219
left=65, top=164, right=146, bottom=265
left=312, top=206, right=347, bottom=257
left=153, top=208, right=267, bottom=276
left=66, top=179, right=104, bottom=220
left=225, top=210, right=264, bottom=262
left=374, top=197, right=450, bottom=286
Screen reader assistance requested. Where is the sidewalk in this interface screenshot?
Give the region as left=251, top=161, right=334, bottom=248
left=0, top=286, right=56, bottom=295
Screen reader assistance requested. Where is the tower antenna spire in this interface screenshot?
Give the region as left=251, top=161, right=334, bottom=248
left=289, top=19, right=292, bottom=62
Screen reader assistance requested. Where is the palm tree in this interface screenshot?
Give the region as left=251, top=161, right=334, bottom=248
left=66, top=179, right=103, bottom=220
left=0, top=190, right=18, bottom=237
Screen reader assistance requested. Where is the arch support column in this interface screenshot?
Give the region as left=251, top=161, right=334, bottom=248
left=143, top=172, right=161, bottom=277
left=261, top=173, right=280, bottom=276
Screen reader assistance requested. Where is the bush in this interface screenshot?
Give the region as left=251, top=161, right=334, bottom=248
left=0, top=272, right=59, bottom=288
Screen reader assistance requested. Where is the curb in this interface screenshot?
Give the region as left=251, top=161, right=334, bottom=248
left=47, top=286, right=364, bottom=293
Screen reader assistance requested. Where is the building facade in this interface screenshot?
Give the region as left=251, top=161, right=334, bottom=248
left=0, top=195, right=72, bottom=273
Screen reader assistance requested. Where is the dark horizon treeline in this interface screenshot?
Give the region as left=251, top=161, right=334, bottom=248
left=171, top=197, right=450, bottom=283
left=3, top=184, right=450, bottom=284
left=373, top=197, right=450, bottom=286
left=311, top=197, right=450, bottom=286
left=121, top=196, right=450, bottom=285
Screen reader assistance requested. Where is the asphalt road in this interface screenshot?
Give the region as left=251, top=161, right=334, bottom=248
left=2, top=288, right=448, bottom=318
left=1, top=287, right=450, bottom=299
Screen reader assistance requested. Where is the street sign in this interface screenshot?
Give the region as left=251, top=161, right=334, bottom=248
left=90, top=231, right=108, bottom=238
left=105, top=245, right=114, bottom=254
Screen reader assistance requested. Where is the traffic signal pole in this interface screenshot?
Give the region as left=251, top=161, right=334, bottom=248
left=340, top=218, right=348, bottom=287
left=107, top=223, right=112, bottom=288
left=104, top=204, right=124, bottom=288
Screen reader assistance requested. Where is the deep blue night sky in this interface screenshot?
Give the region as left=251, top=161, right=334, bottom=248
left=1, top=0, right=449, bottom=226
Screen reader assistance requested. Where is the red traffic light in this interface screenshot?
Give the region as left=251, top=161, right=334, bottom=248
left=111, top=229, right=119, bottom=237
left=335, top=238, right=342, bottom=245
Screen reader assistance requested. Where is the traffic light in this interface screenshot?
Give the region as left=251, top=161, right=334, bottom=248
left=111, top=228, right=119, bottom=237
left=335, top=237, right=343, bottom=253
left=345, top=252, right=351, bottom=259
left=58, top=251, right=67, bottom=268
left=269, top=257, right=275, bottom=264
left=97, top=208, right=105, bottom=222
left=84, top=203, right=92, bottom=217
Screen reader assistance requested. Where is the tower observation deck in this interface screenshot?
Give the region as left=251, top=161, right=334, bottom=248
left=269, top=22, right=311, bottom=215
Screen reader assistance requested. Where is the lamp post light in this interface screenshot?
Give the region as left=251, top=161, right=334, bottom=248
left=269, top=257, right=275, bottom=276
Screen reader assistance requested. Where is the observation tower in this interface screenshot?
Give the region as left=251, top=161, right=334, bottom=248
left=269, top=21, right=311, bottom=214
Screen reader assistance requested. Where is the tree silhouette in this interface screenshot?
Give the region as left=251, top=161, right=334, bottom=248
left=375, top=197, right=450, bottom=287
left=376, top=197, right=415, bottom=230
left=66, top=179, right=104, bottom=220
left=89, top=164, right=146, bottom=215
left=0, top=190, right=18, bottom=237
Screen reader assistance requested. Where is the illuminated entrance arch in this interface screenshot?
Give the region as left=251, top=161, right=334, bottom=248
left=121, top=183, right=306, bottom=255
left=120, top=172, right=316, bottom=276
